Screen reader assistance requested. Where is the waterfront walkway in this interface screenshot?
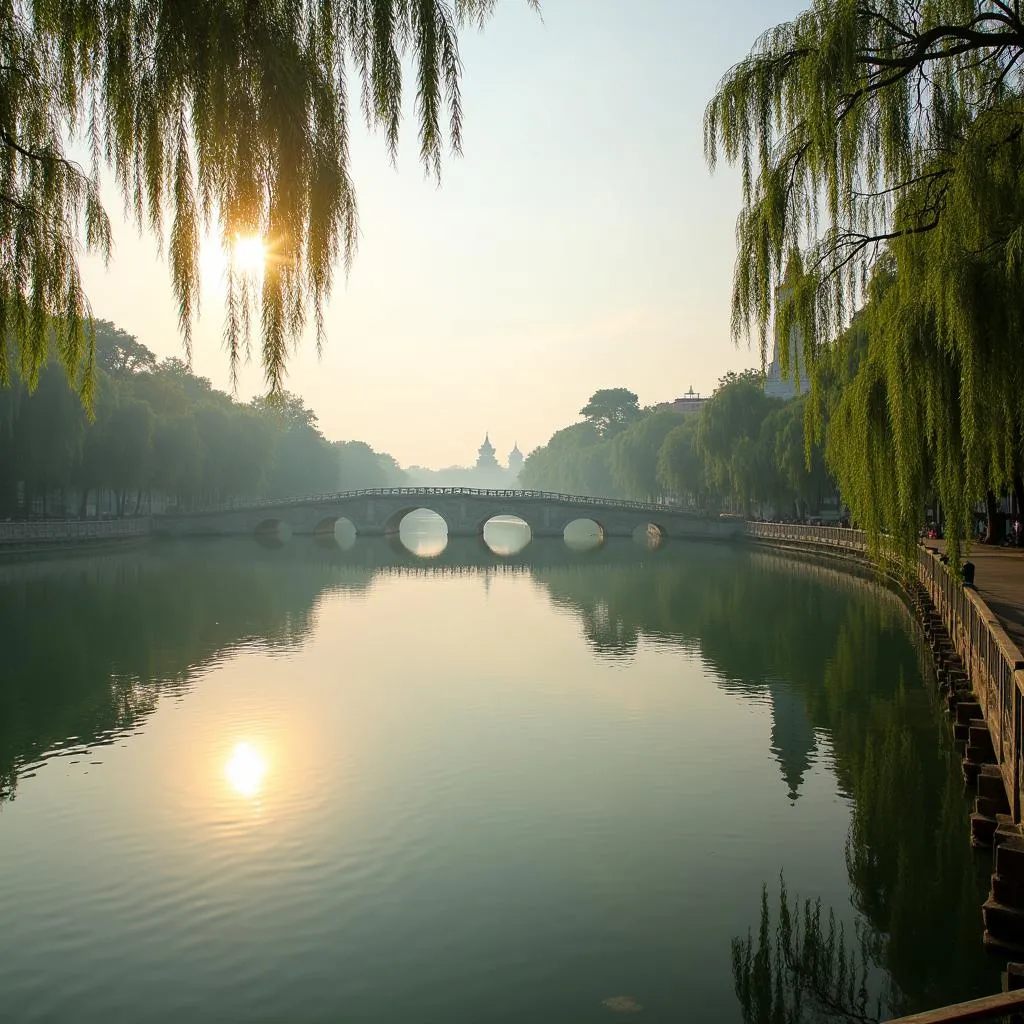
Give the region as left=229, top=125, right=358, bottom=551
left=934, top=542, right=1024, bottom=657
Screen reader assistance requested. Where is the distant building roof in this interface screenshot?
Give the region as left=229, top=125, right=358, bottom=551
left=663, top=386, right=706, bottom=414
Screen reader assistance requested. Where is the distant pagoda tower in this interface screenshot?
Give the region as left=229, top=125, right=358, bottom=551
left=476, top=433, right=499, bottom=471
left=507, top=442, right=524, bottom=477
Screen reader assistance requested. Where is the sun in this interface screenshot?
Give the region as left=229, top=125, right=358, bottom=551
left=225, top=742, right=268, bottom=799
left=199, top=234, right=267, bottom=290
left=232, top=235, right=266, bottom=274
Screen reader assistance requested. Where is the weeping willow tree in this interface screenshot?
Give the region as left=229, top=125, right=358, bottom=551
left=826, top=104, right=1024, bottom=566
left=705, top=1, right=1024, bottom=565
left=0, top=0, right=537, bottom=403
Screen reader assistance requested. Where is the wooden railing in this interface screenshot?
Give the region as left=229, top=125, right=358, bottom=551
left=0, top=518, right=152, bottom=545
left=884, top=986, right=1024, bottom=1022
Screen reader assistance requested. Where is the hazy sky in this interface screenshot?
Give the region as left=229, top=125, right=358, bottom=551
left=79, top=0, right=804, bottom=469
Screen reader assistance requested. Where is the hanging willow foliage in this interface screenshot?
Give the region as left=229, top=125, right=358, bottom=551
left=0, top=0, right=538, bottom=402
left=706, top=0, right=1024, bottom=358
left=706, top=1, right=1024, bottom=564
left=826, top=102, right=1024, bottom=566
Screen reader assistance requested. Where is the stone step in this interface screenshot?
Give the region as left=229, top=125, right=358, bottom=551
left=979, top=767, right=1012, bottom=810
left=969, top=724, right=997, bottom=763
left=980, top=794, right=1011, bottom=818
left=973, top=811, right=999, bottom=846
left=997, top=838, right=1024, bottom=880
left=984, top=929, right=1024, bottom=960
left=948, top=690, right=978, bottom=714
left=957, top=701, right=984, bottom=724
left=968, top=744, right=997, bottom=766
left=992, top=874, right=1024, bottom=909
left=984, top=898, right=1024, bottom=945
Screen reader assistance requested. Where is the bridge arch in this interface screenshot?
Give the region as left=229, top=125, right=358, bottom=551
left=313, top=515, right=357, bottom=549
left=479, top=514, right=532, bottom=556
left=563, top=517, right=604, bottom=551
left=254, top=517, right=292, bottom=546
left=386, top=506, right=449, bottom=558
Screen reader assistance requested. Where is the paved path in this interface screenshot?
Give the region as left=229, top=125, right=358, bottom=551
left=933, top=541, right=1024, bottom=657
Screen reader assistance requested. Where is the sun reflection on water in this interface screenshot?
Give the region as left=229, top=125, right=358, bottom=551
left=225, top=742, right=268, bottom=799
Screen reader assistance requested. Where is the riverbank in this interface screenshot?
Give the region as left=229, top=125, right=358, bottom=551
left=0, top=518, right=152, bottom=559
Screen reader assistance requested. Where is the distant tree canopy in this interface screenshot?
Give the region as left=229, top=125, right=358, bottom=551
left=579, top=388, right=641, bottom=439
left=0, top=320, right=405, bottom=517
left=706, top=1, right=1024, bottom=564
left=523, top=378, right=835, bottom=517
left=1, top=0, right=539, bottom=402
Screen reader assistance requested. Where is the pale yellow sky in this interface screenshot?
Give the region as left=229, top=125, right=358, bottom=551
left=78, top=0, right=804, bottom=469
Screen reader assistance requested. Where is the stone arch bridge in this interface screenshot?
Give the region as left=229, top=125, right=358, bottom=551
left=155, top=488, right=743, bottom=543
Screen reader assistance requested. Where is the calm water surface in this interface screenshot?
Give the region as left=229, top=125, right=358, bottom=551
left=0, top=523, right=1000, bottom=1022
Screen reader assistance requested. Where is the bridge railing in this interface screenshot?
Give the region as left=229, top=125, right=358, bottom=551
left=0, top=518, right=153, bottom=544
left=163, top=488, right=706, bottom=517
left=746, top=521, right=868, bottom=551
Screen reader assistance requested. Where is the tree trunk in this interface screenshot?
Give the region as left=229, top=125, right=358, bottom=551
left=984, top=489, right=1000, bottom=544
left=133, top=489, right=144, bottom=516
left=78, top=488, right=89, bottom=520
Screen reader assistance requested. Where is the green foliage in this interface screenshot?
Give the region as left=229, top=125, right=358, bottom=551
left=609, top=408, right=684, bottom=499
left=334, top=440, right=407, bottom=490
left=525, top=378, right=833, bottom=514
left=657, top=418, right=705, bottom=506
left=822, top=120, right=1024, bottom=565
left=0, top=0, right=539, bottom=401
left=698, top=371, right=783, bottom=510
left=520, top=422, right=620, bottom=497
left=706, top=2, right=1024, bottom=564
left=705, top=0, right=1024, bottom=359
left=579, top=388, right=641, bottom=439
left=0, top=320, right=403, bottom=516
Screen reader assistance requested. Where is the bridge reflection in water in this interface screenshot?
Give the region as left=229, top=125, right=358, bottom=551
left=250, top=512, right=671, bottom=563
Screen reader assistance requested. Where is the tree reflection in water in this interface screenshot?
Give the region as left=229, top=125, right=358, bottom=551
left=733, top=878, right=891, bottom=1024
left=0, top=537, right=1001, bottom=1017
left=532, top=544, right=997, bottom=1019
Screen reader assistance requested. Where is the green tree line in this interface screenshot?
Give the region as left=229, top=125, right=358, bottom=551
left=520, top=381, right=835, bottom=518
left=0, top=321, right=405, bottom=519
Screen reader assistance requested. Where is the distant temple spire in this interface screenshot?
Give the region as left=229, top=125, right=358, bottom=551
left=507, top=441, right=524, bottom=476
left=476, top=433, right=498, bottom=471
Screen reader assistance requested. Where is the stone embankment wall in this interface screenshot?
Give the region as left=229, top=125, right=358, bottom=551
left=0, top=518, right=152, bottom=556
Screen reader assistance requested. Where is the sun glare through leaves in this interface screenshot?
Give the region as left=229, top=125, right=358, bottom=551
left=200, top=235, right=267, bottom=290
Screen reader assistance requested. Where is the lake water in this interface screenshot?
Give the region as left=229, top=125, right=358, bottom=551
left=0, top=520, right=1001, bottom=1022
